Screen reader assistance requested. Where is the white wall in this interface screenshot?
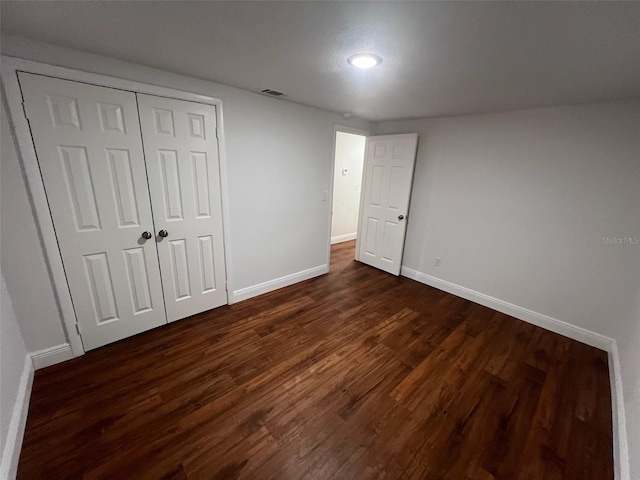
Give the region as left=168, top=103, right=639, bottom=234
left=0, top=269, right=29, bottom=479
left=0, top=35, right=370, bottom=353
left=331, top=132, right=365, bottom=243
left=377, top=99, right=640, bottom=479
left=377, top=101, right=640, bottom=338
left=617, top=297, right=640, bottom=480
left=1, top=98, right=38, bottom=477
left=1, top=96, right=68, bottom=352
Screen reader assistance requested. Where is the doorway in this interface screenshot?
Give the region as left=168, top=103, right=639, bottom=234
left=330, top=130, right=367, bottom=247
left=355, top=134, right=418, bottom=275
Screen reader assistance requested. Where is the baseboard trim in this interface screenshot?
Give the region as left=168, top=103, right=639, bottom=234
left=609, top=341, right=630, bottom=480
left=331, top=233, right=356, bottom=245
left=0, top=355, right=34, bottom=480
left=30, top=343, right=73, bottom=370
left=400, top=267, right=613, bottom=351
left=231, top=264, right=329, bottom=303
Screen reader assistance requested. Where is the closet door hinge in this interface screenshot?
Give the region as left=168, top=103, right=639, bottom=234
left=21, top=102, right=30, bottom=120
left=75, top=323, right=81, bottom=336
left=215, top=127, right=219, bottom=139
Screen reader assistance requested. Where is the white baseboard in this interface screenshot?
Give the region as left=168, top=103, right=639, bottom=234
left=0, top=355, right=34, bottom=480
left=0, top=346, right=73, bottom=479
left=609, top=341, right=630, bottom=480
left=30, top=343, right=73, bottom=370
left=331, top=233, right=356, bottom=245
left=400, top=267, right=614, bottom=351
left=231, top=264, right=329, bottom=303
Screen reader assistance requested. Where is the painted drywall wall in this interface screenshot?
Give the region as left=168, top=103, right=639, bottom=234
left=617, top=296, right=640, bottom=480
left=1, top=96, right=67, bottom=352
left=377, top=100, right=640, bottom=478
left=331, top=132, right=366, bottom=243
left=0, top=270, right=28, bottom=477
left=377, top=100, right=639, bottom=338
left=0, top=35, right=370, bottom=353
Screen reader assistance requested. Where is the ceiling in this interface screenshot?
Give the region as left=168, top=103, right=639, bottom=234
left=2, top=1, right=640, bottom=121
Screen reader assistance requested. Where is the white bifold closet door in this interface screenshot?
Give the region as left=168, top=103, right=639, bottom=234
left=137, top=94, right=227, bottom=322
left=19, top=73, right=228, bottom=350
left=19, top=73, right=167, bottom=350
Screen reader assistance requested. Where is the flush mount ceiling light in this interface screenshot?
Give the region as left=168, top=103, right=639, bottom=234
left=347, top=53, right=382, bottom=69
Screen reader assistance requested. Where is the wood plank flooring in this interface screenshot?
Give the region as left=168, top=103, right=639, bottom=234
left=18, top=240, right=613, bottom=479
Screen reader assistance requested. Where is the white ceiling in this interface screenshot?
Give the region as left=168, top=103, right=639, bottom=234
left=2, top=1, right=640, bottom=121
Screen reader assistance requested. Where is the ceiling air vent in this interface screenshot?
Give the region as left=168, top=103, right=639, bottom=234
left=260, top=88, right=286, bottom=97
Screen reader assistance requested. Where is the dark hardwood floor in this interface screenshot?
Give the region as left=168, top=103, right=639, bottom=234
left=18, top=240, right=613, bottom=479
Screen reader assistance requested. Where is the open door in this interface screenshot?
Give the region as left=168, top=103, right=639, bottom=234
left=331, top=131, right=366, bottom=245
left=355, top=133, right=418, bottom=275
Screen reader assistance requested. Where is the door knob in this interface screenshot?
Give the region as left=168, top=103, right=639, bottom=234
left=141, top=231, right=152, bottom=239
left=398, top=215, right=405, bottom=220
left=158, top=229, right=169, bottom=238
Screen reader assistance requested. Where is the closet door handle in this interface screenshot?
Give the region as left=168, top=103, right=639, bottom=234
left=158, top=230, right=169, bottom=238
left=141, top=231, right=152, bottom=240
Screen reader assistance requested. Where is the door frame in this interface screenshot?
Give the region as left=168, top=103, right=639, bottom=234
left=1, top=56, right=234, bottom=357
left=325, top=124, right=370, bottom=266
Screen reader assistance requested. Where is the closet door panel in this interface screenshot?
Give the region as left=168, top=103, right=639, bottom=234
left=137, top=94, right=227, bottom=321
left=19, top=73, right=167, bottom=350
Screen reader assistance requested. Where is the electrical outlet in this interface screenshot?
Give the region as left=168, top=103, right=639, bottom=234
left=434, top=257, right=441, bottom=267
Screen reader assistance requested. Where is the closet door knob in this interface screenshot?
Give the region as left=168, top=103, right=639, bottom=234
left=141, top=231, right=152, bottom=240
left=398, top=215, right=405, bottom=220
left=158, top=229, right=169, bottom=238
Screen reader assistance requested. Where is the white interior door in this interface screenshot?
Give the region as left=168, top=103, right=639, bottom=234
left=137, top=94, right=227, bottom=322
left=356, top=133, right=419, bottom=275
left=19, top=73, right=167, bottom=350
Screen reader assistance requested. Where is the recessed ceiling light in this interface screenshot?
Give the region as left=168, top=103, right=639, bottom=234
left=347, top=53, right=382, bottom=70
